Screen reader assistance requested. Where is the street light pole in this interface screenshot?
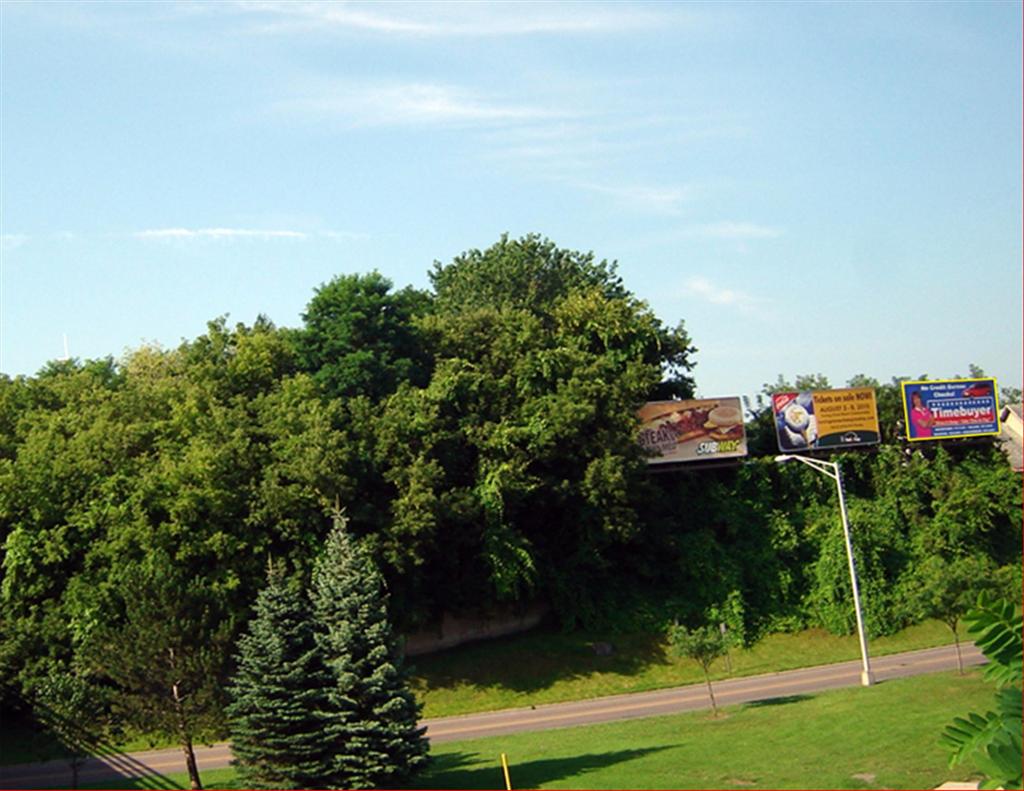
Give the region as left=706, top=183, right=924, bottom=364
left=775, top=454, right=875, bottom=686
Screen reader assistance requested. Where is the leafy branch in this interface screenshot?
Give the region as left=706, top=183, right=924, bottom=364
left=940, top=593, right=1022, bottom=790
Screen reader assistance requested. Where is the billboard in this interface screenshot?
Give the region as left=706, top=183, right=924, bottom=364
left=772, top=387, right=880, bottom=451
left=638, top=397, right=747, bottom=464
left=901, top=378, right=1000, bottom=441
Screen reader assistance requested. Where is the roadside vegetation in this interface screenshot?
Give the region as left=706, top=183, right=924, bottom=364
left=409, top=617, right=976, bottom=717
left=0, top=616, right=988, bottom=766
left=1, top=234, right=1020, bottom=786
left=64, top=671, right=994, bottom=790
left=419, top=671, right=995, bottom=791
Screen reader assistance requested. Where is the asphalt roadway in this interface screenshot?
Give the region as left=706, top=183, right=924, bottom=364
left=0, top=643, right=984, bottom=789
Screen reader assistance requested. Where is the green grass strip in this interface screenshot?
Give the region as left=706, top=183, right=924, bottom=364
left=410, top=618, right=972, bottom=717
left=4, top=620, right=973, bottom=768
left=70, top=670, right=990, bottom=790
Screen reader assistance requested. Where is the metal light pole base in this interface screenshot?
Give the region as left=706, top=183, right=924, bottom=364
left=860, top=671, right=875, bottom=687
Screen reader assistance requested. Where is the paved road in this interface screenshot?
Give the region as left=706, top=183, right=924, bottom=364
left=0, top=643, right=984, bottom=789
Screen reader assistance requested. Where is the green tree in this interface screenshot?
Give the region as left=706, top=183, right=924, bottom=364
left=762, top=372, right=832, bottom=394
left=668, top=623, right=730, bottom=716
left=428, top=234, right=694, bottom=398
left=32, top=669, right=110, bottom=789
left=311, top=515, right=429, bottom=789
left=0, top=327, right=298, bottom=698
left=999, top=385, right=1021, bottom=406
left=942, top=594, right=1022, bottom=789
left=430, top=233, right=624, bottom=311
left=79, top=554, right=231, bottom=790
left=707, top=591, right=747, bottom=671
left=909, top=554, right=997, bottom=673
left=297, top=272, right=431, bottom=400
left=0, top=355, right=145, bottom=693
left=182, top=315, right=297, bottom=401
left=249, top=375, right=384, bottom=579
left=803, top=495, right=908, bottom=637
left=379, top=234, right=697, bottom=625
left=226, top=562, right=335, bottom=789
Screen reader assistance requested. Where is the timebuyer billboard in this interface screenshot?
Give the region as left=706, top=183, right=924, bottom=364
left=901, top=378, right=1000, bottom=441
left=772, top=387, right=880, bottom=452
left=638, top=398, right=748, bottom=464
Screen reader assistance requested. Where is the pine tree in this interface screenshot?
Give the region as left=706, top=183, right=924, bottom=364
left=226, top=562, right=335, bottom=789
left=312, top=515, right=430, bottom=789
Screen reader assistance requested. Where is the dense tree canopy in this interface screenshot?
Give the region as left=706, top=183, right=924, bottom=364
left=0, top=234, right=1019, bottom=743
left=296, top=271, right=431, bottom=400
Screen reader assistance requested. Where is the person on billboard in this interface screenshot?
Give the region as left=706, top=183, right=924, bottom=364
left=909, top=391, right=934, bottom=438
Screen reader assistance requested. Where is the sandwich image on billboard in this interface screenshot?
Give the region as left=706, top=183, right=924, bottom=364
left=772, top=387, right=880, bottom=452
left=901, top=378, right=1000, bottom=441
left=638, top=397, right=747, bottom=464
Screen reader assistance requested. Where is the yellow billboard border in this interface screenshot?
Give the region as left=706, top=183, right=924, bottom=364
left=774, top=386, right=880, bottom=450
left=900, top=377, right=1001, bottom=442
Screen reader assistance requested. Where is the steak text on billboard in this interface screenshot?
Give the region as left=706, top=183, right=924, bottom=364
left=638, top=398, right=748, bottom=464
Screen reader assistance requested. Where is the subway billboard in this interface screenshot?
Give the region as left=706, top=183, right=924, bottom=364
left=638, top=397, right=747, bottom=464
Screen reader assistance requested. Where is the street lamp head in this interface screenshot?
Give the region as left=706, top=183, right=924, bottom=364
left=774, top=455, right=794, bottom=463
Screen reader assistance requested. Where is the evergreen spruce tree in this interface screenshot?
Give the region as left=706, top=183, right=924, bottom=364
left=226, top=562, right=335, bottom=789
left=312, top=515, right=430, bottom=789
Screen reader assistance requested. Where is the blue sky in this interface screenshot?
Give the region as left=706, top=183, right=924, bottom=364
left=2, top=1, right=1021, bottom=400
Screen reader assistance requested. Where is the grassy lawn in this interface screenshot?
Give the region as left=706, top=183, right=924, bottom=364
left=71, top=670, right=992, bottom=790
left=2, top=619, right=970, bottom=768
left=410, top=618, right=970, bottom=717
left=73, top=767, right=239, bottom=791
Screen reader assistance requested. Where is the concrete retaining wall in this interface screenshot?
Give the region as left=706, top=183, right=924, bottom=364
left=403, top=605, right=548, bottom=656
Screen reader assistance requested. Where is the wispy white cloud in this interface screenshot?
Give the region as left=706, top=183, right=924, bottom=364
left=233, top=1, right=669, bottom=38
left=477, top=112, right=751, bottom=189
left=1, top=234, right=30, bottom=251
left=134, top=227, right=308, bottom=240
left=678, top=222, right=783, bottom=240
left=576, top=181, right=693, bottom=215
left=275, top=81, right=562, bottom=128
left=680, top=276, right=762, bottom=312
left=480, top=121, right=636, bottom=174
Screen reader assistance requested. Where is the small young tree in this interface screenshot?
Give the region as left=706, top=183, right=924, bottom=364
left=707, top=591, right=747, bottom=674
left=312, top=515, right=429, bottom=789
left=910, top=554, right=995, bottom=674
left=33, top=669, right=109, bottom=789
left=226, top=561, right=335, bottom=789
left=668, top=623, right=730, bottom=716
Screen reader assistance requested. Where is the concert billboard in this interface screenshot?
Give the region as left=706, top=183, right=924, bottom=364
left=772, top=387, right=880, bottom=451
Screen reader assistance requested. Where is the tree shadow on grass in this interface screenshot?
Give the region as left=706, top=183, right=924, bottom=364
left=0, top=686, right=178, bottom=790
left=742, top=694, right=812, bottom=708
left=411, top=745, right=676, bottom=790
left=409, top=626, right=671, bottom=697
